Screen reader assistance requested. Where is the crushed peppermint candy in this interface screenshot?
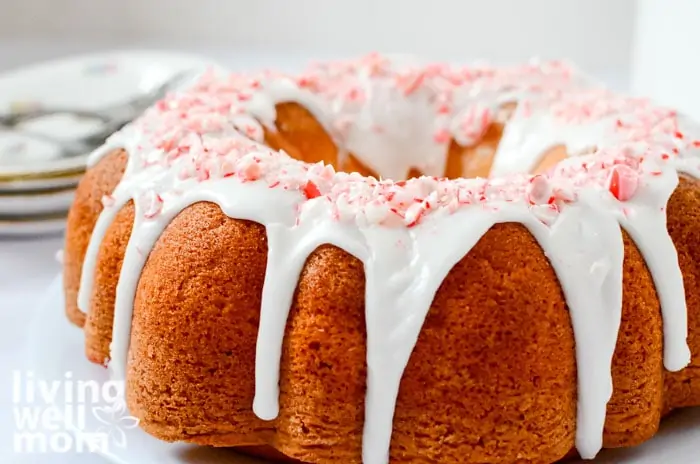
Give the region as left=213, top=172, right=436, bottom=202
left=101, top=54, right=698, bottom=227
left=606, top=164, right=639, bottom=202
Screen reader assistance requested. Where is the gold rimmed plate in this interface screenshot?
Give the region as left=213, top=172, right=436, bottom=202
left=0, top=166, right=84, bottom=192
left=0, top=184, right=76, bottom=216
left=0, top=50, right=219, bottom=180
left=0, top=212, right=67, bottom=237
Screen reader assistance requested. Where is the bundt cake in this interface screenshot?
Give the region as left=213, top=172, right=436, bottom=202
left=63, top=54, right=700, bottom=463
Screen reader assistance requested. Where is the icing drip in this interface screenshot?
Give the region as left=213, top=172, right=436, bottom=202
left=242, top=184, right=625, bottom=462
left=74, top=55, right=700, bottom=463
left=616, top=167, right=690, bottom=370
left=253, top=219, right=369, bottom=420
left=108, top=179, right=303, bottom=381
left=359, top=196, right=625, bottom=462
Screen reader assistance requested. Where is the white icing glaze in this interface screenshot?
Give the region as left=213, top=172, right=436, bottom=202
left=493, top=107, right=609, bottom=176
left=617, top=166, right=690, bottom=370
left=73, top=55, right=700, bottom=463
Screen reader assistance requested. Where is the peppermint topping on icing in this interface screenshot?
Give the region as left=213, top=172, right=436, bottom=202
left=79, top=54, right=700, bottom=464
left=90, top=55, right=700, bottom=230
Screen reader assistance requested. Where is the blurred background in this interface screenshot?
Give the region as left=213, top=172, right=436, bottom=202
left=1, top=0, right=697, bottom=116
left=2, top=0, right=698, bottom=111
left=1, top=0, right=633, bottom=85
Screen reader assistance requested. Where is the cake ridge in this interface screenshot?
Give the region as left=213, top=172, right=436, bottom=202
left=72, top=54, right=700, bottom=463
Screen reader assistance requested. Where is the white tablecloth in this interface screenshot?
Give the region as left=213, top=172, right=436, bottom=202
left=0, top=235, right=104, bottom=463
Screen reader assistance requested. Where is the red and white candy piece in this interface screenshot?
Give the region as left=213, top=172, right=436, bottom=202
left=238, top=157, right=262, bottom=182
left=606, top=164, right=639, bottom=201
left=303, top=180, right=322, bottom=199
left=526, top=175, right=553, bottom=205
left=396, top=70, right=427, bottom=96
left=140, top=190, right=164, bottom=219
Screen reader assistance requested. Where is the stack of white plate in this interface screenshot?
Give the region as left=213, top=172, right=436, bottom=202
left=0, top=156, right=86, bottom=237
left=0, top=51, right=219, bottom=237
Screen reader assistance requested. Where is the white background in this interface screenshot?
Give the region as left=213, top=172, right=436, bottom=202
left=1, top=0, right=635, bottom=82
left=4, top=0, right=699, bottom=118
left=0, top=0, right=635, bottom=71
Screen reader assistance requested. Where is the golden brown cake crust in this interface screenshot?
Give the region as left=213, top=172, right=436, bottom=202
left=126, top=204, right=272, bottom=444
left=63, top=149, right=128, bottom=327
left=84, top=201, right=135, bottom=364
left=391, top=223, right=576, bottom=463
left=68, top=100, right=700, bottom=463
left=664, top=176, right=700, bottom=410
left=101, top=192, right=700, bottom=463
left=122, top=202, right=573, bottom=462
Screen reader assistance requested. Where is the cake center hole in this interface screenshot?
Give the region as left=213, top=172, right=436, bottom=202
left=265, top=102, right=569, bottom=181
